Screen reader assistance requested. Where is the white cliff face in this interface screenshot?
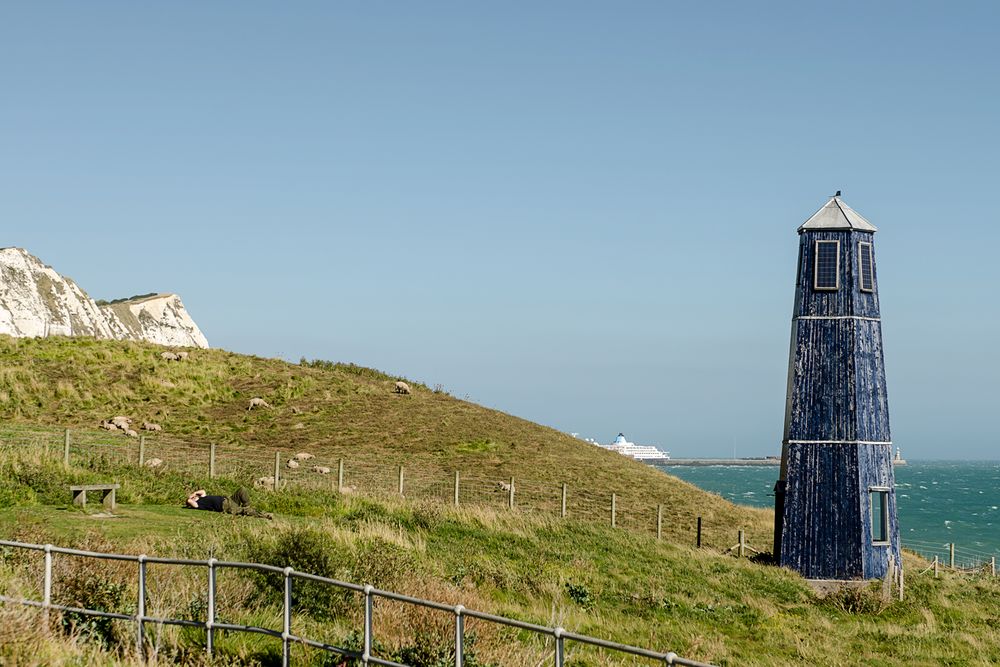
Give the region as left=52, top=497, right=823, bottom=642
left=0, top=247, right=209, bottom=348
left=101, top=294, right=209, bottom=349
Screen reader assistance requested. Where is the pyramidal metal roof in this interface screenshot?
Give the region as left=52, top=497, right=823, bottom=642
left=798, top=196, right=877, bottom=233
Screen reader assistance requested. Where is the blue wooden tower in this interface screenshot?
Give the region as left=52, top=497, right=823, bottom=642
left=772, top=194, right=901, bottom=580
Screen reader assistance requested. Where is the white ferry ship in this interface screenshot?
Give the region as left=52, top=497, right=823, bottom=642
left=601, top=433, right=670, bottom=462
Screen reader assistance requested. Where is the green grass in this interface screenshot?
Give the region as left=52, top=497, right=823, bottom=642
left=3, top=337, right=1000, bottom=665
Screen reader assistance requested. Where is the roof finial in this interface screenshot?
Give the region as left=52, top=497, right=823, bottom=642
left=834, top=190, right=842, bottom=197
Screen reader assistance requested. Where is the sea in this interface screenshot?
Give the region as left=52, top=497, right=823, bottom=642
left=654, top=460, right=1000, bottom=564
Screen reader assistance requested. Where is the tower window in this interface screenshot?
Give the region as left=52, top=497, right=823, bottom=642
left=813, top=240, right=840, bottom=291
left=858, top=242, right=874, bottom=292
left=870, top=488, right=890, bottom=544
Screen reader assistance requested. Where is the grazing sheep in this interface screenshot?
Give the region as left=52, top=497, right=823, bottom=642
left=255, top=476, right=275, bottom=489
left=100, top=421, right=118, bottom=432
left=111, top=416, right=132, bottom=429
left=394, top=381, right=411, bottom=395
left=144, top=458, right=163, bottom=468
left=176, top=351, right=189, bottom=360
left=496, top=481, right=512, bottom=493
left=293, top=452, right=314, bottom=461
left=141, top=422, right=162, bottom=432
left=247, top=397, right=271, bottom=410
left=285, top=459, right=300, bottom=469
left=160, top=351, right=180, bottom=361
left=312, top=466, right=331, bottom=474
left=124, top=429, right=139, bottom=438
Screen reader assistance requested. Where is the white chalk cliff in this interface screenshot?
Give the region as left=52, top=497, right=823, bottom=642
left=0, top=247, right=209, bottom=348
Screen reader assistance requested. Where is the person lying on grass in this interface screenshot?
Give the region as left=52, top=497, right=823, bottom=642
left=185, top=487, right=273, bottom=519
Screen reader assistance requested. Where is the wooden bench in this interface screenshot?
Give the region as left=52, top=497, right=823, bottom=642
left=70, top=484, right=120, bottom=511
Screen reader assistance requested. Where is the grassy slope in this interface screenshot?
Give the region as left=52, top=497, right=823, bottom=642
left=0, top=335, right=771, bottom=549
left=2, top=336, right=999, bottom=666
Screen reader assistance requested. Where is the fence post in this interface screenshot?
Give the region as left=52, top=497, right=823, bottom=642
left=138, top=436, right=146, bottom=467
left=274, top=451, right=280, bottom=492
left=561, top=483, right=567, bottom=519
left=611, top=493, right=616, bottom=528
left=206, top=558, right=217, bottom=656
left=454, top=604, right=465, bottom=667
left=398, top=465, right=405, bottom=496
left=43, top=544, right=52, bottom=625
left=696, top=517, right=703, bottom=548
left=508, top=477, right=514, bottom=510
left=136, top=555, right=147, bottom=657
left=454, top=471, right=460, bottom=506
left=282, top=567, right=292, bottom=667
left=363, top=585, right=374, bottom=664
left=933, top=555, right=939, bottom=578
left=950, top=543, right=955, bottom=569
left=738, top=530, right=745, bottom=558
left=209, top=443, right=216, bottom=479
left=338, top=459, right=345, bottom=493
left=553, top=627, right=565, bottom=667
left=657, top=504, right=663, bottom=540
left=63, top=429, right=70, bottom=467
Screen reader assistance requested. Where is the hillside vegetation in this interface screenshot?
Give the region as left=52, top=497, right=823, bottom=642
left=3, top=336, right=1000, bottom=666
left=0, top=335, right=771, bottom=550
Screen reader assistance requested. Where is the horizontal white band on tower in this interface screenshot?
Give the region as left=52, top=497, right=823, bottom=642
left=786, top=439, right=892, bottom=445
left=794, top=315, right=881, bottom=322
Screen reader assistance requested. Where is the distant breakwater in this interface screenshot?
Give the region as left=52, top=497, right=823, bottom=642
left=662, top=458, right=780, bottom=467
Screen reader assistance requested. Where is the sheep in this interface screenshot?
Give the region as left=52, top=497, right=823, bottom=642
left=124, top=429, right=139, bottom=438
left=144, top=458, right=163, bottom=468
left=247, top=397, right=271, bottom=411
left=285, top=459, right=300, bottom=469
left=255, top=476, right=275, bottom=489
left=293, top=452, right=314, bottom=461
left=496, top=481, right=512, bottom=493
left=160, top=351, right=180, bottom=361
left=394, top=381, right=411, bottom=395
left=176, top=351, right=189, bottom=360
left=141, top=422, right=162, bottom=432
left=111, top=416, right=132, bottom=429
left=100, top=421, right=118, bottom=432
left=312, top=466, right=331, bottom=474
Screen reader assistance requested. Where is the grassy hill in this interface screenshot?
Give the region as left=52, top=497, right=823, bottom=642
left=0, top=335, right=771, bottom=550
left=3, top=336, right=1000, bottom=666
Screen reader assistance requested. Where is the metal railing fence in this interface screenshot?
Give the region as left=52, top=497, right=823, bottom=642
left=0, top=539, right=713, bottom=667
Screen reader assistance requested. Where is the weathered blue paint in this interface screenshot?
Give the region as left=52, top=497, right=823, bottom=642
left=773, top=200, right=901, bottom=580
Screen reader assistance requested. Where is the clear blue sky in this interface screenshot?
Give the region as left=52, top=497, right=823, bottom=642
left=2, top=2, right=998, bottom=458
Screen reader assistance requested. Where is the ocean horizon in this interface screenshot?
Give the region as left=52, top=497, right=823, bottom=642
left=656, top=460, right=1000, bottom=566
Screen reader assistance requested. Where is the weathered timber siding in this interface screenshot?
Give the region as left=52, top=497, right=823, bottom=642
left=794, top=230, right=880, bottom=318
left=776, top=224, right=900, bottom=580
left=782, top=443, right=863, bottom=578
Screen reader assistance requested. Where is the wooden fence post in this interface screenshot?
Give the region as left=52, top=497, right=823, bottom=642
left=338, top=459, right=344, bottom=493
left=398, top=465, right=404, bottom=496
left=63, top=429, right=70, bottom=467
left=611, top=493, right=617, bottom=528
left=561, top=483, right=567, bottom=518
left=933, top=555, right=939, bottom=578
left=950, top=543, right=955, bottom=569
left=992, top=556, right=996, bottom=577
left=656, top=504, right=663, bottom=540
left=508, top=477, right=514, bottom=510
left=209, top=443, right=216, bottom=479
left=273, top=451, right=280, bottom=492
left=696, top=516, right=703, bottom=548
left=738, top=530, right=745, bottom=558
left=138, top=436, right=146, bottom=467
left=453, top=471, right=460, bottom=506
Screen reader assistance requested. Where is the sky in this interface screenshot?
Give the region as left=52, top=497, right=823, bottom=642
left=1, top=2, right=998, bottom=459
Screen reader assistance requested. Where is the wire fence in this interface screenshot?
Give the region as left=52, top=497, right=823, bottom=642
left=0, top=538, right=714, bottom=667
left=0, top=424, right=687, bottom=542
